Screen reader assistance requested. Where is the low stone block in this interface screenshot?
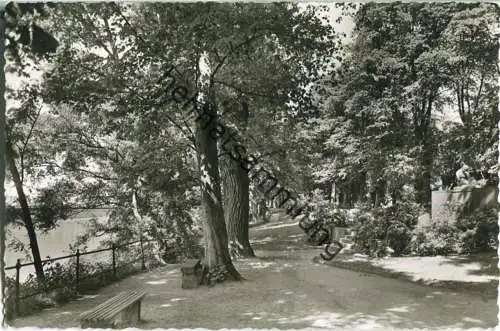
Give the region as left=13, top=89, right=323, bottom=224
left=181, top=259, right=202, bottom=289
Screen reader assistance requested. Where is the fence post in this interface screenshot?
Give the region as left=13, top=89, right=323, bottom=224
left=15, top=259, right=20, bottom=316
left=75, top=249, right=80, bottom=294
left=112, top=244, right=116, bottom=277
left=140, top=236, right=146, bottom=270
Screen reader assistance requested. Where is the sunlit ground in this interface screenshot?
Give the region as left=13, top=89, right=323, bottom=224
left=9, top=212, right=498, bottom=329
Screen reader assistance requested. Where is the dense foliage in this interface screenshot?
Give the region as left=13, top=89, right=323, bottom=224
left=3, top=3, right=498, bottom=306
left=353, top=202, right=422, bottom=256
left=303, top=3, right=499, bottom=256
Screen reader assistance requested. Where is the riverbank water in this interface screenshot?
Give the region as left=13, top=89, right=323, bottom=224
left=5, top=209, right=110, bottom=282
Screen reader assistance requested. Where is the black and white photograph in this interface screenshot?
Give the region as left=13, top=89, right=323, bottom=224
left=0, top=1, right=499, bottom=329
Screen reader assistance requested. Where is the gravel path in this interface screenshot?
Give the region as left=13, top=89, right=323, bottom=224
left=9, top=217, right=498, bottom=329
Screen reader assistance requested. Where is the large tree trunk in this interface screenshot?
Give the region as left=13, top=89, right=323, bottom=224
left=219, top=98, right=254, bottom=257
left=219, top=98, right=254, bottom=258
left=196, top=102, right=242, bottom=282
left=415, top=132, right=433, bottom=211
left=6, top=144, right=45, bottom=283
left=413, top=92, right=435, bottom=212
left=221, top=151, right=254, bottom=258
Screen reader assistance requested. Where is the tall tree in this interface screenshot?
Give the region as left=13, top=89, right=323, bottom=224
left=6, top=144, right=45, bottom=280
left=1, top=2, right=58, bottom=285
left=129, top=2, right=338, bottom=272
left=436, top=3, right=499, bottom=186
left=309, top=3, right=497, bottom=210
left=220, top=99, right=254, bottom=258
left=203, top=3, right=338, bottom=258
left=42, top=2, right=339, bottom=281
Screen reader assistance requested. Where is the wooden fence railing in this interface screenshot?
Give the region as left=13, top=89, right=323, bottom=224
left=5, top=238, right=158, bottom=316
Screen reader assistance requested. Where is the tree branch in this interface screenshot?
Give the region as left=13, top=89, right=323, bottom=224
left=19, top=106, right=42, bottom=182
left=210, top=33, right=265, bottom=83
left=79, top=6, right=116, bottom=59
left=103, top=15, right=119, bottom=62
left=213, top=80, right=276, bottom=99
left=52, top=163, right=118, bottom=181
left=474, top=72, right=484, bottom=111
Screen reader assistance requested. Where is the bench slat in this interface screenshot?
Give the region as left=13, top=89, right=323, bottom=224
left=81, top=291, right=145, bottom=323
left=100, top=291, right=146, bottom=321
left=80, top=292, right=132, bottom=320
left=86, top=290, right=145, bottom=321
left=80, top=294, right=125, bottom=320
left=80, top=289, right=146, bottom=322
left=84, top=293, right=133, bottom=321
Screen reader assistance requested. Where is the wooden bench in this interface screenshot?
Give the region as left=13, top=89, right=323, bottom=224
left=181, top=259, right=203, bottom=289
left=79, top=289, right=146, bottom=328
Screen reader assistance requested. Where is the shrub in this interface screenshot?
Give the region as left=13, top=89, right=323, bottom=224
left=159, top=239, right=204, bottom=263
left=408, top=199, right=463, bottom=256
left=456, top=207, right=498, bottom=253
left=306, top=223, right=331, bottom=246
left=386, top=222, right=412, bottom=256
left=207, top=264, right=227, bottom=286
left=409, top=204, right=498, bottom=256
left=353, top=213, right=384, bottom=256
left=457, top=229, right=476, bottom=254
left=353, top=202, right=421, bottom=256
left=331, top=209, right=349, bottom=227
left=409, top=225, right=459, bottom=256
left=5, top=249, right=156, bottom=321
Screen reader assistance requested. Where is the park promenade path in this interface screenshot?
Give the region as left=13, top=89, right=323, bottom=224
left=10, top=216, right=498, bottom=329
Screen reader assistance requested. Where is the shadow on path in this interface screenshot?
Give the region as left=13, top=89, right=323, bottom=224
left=10, top=217, right=498, bottom=329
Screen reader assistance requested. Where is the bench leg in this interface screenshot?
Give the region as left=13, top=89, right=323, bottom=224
left=137, top=300, right=141, bottom=322
left=120, top=300, right=142, bottom=325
